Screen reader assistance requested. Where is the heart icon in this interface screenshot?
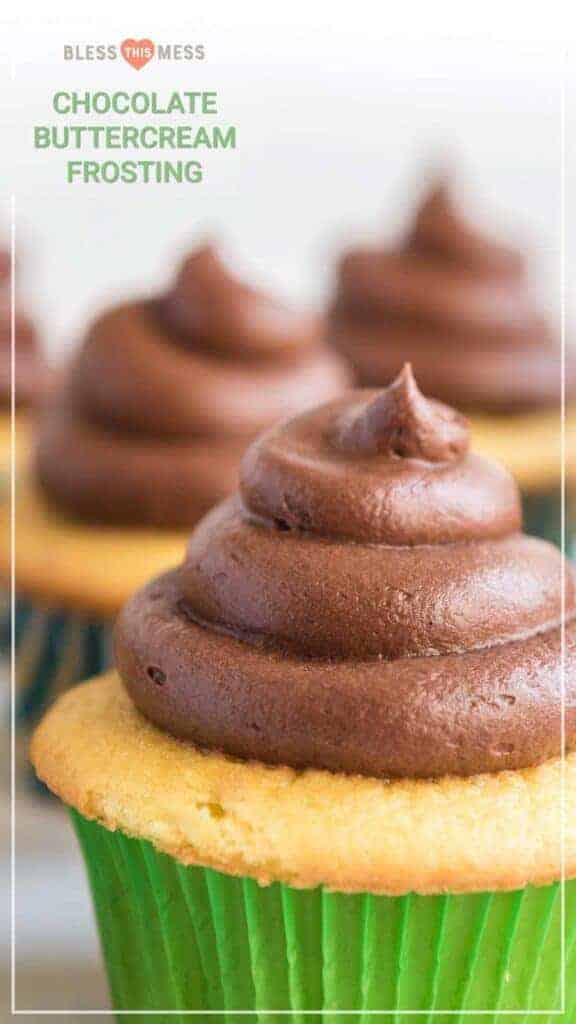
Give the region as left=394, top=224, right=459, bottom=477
left=120, top=38, right=155, bottom=70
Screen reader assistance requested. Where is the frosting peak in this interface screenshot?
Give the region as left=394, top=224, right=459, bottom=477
left=409, top=178, right=523, bottom=276
left=336, top=363, right=469, bottom=462
left=115, top=374, right=576, bottom=778
left=240, top=382, right=519, bottom=546
left=165, top=242, right=320, bottom=362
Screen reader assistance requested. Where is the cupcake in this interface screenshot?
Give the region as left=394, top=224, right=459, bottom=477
left=0, top=248, right=52, bottom=652
left=3, top=243, right=348, bottom=740
left=327, top=179, right=576, bottom=550
left=32, top=367, right=576, bottom=1018
left=0, top=247, right=51, bottom=476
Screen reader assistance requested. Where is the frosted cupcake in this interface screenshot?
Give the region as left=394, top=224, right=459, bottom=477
left=0, top=248, right=52, bottom=652
left=2, top=243, right=348, bottom=738
left=327, top=180, right=576, bottom=549
left=33, top=367, right=576, bottom=1018
left=0, top=248, right=51, bottom=477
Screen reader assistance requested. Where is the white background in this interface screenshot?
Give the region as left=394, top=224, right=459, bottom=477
left=2, top=2, right=575, bottom=1017
left=2, top=3, right=575, bottom=356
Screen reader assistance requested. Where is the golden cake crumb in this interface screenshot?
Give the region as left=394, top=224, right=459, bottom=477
left=31, top=672, right=576, bottom=895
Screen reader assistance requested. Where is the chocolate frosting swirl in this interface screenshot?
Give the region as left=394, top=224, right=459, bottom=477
left=328, top=179, right=573, bottom=411
left=36, top=244, right=348, bottom=526
left=115, top=367, right=576, bottom=779
left=0, top=250, right=51, bottom=410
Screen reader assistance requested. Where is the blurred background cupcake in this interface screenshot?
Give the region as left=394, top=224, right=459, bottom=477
left=1, top=241, right=348, bottom=745
left=327, top=176, right=575, bottom=550
left=0, top=247, right=52, bottom=481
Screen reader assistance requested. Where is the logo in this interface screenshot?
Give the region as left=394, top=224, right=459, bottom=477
left=120, top=38, right=156, bottom=70
left=63, top=41, right=206, bottom=65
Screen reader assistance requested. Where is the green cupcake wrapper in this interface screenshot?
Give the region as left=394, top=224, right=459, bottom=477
left=8, top=600, right=112, bottom=792
left=71, top=811, right=576, bottom=1022
left=13, top=600, right=113, bottom=730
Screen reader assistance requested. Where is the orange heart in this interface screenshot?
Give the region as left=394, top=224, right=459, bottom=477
left=120, top=38, right=155, bottom=70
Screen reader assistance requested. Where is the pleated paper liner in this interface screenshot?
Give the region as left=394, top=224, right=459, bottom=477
left=71, top=811, right=576, bottom=1022
left=13, top=602, right=112, bottom=789
left=522, top=488, right=575, bottom=558
left=0, top=587, right=9, bottom=650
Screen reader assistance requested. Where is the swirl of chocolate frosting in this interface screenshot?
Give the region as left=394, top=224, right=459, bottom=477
left=36, top=244, right=348, bottom=526
left=115, top=366, right=576, bottom=779
left=0, top=250, right=51, bottom=410
left=328, top=179, right=573, bottom=411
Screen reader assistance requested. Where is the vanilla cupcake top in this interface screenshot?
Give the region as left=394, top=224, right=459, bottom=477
left=328, top=180, right=572, bottom=411
left=36, top=244, right=348, bottom=527
left=115, top=366, right=576, bottom=778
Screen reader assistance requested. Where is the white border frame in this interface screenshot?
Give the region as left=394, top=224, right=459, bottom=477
left=9, top=79, right=569, bottom=1021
